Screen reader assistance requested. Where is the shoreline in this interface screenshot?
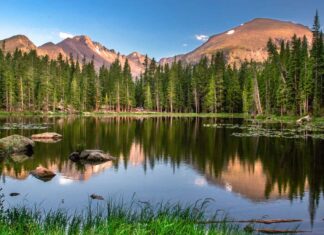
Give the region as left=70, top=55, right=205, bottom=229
left=0, top=111, right=323, bottom=124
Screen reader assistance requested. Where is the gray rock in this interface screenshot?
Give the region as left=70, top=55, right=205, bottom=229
left=80, top=150, right=104, bottom=159
left=10, top=154, right=30, bottom=163
left=69, top=150, right=114, bottom=163
left=0, top=135, right=34, bottom=155
left=90, top=194, right=104, bottom=200
left=69, top=152, right=81, bottom=161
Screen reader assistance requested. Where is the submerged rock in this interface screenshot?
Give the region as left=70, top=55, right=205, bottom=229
left=31, top=132, right=62, bottom=140
left=0, top=135, right=34, bottom=155
left=69, top=150, right=115, bottom=163
left=90, top=194, right=104, bottom=200
left=30, top=166, right=56, bottom=181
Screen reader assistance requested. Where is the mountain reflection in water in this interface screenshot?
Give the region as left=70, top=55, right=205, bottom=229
left=0, top=116, right=323, bottom=225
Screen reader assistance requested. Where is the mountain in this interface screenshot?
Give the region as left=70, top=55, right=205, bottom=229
left=0, top=35, right=37, bottom=53
left=127, top=51, right=150, bottom=66
left=0, top=34, right=147, bottom=77
left=38, top=42, right=68, bottom=60
left=159, top=18, right=313, bottom=65
left=57, top=35, right=146, bottom=77
left=0, top=18, right=313, bottom=76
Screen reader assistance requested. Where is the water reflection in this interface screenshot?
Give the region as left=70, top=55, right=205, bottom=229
left=0, top=116, right=323, bottom=222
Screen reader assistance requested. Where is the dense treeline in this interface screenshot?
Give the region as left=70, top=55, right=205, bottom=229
left=0, top=12, right=324, bottom=115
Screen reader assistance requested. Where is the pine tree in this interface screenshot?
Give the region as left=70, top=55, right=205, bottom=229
left=144, top=83, right=153, bottom=110
left=311, top=10, right=324, bottom=114
left=167, top=63, right=176, bottom=112
left=204, top=74, right=216, bottom=112
left=123, top=59, right=134, bottom=111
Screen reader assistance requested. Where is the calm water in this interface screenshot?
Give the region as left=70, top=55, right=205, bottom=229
left=1, top=117, right=324, bottom=234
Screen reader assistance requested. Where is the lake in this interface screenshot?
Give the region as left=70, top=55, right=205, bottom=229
left=1, top=116, right=324, bottom=234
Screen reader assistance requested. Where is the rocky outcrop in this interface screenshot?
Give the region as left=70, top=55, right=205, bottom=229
left=0, top=135, right=34, bottom=155
left=30, top=166, right=56, bottom=181
left=69, top=150, right=115, bottom=163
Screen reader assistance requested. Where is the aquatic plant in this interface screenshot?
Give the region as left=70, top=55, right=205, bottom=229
left=203, top=122, right=324, bottom=140
left=0, top=123, right=50, bottom=130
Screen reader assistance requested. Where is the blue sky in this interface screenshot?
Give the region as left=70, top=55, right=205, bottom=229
left=0, top=0, right=323, bottom=59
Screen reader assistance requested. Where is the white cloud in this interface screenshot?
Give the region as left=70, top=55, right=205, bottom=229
left=182, top=43, right=188, bottom=47
left=59, top=32, right=74, bottom=39
left=195, top=34, right=209, bottom=42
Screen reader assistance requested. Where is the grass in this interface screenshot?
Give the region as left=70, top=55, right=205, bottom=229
left=0, top=196, right=248, bottom=235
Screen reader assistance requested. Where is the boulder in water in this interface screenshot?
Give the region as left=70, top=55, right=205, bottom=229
left=0, top=135, right=34, bottom=155
left=31, top=132, right=62, bottom=140
left=10, top=154, right=30, bottom=163
left=30, top=166, right=56, bottom=181
left=90, top=194, right=104, bottom=200
left=69, top=150, right=115, bottom=163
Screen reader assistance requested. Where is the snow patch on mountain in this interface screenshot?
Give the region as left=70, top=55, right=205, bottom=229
left=96, top=47, right=101, bottom=55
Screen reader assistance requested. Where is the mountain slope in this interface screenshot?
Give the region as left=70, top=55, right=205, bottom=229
left=0, top=34, right=147, bottom=77
left=55, top=36, right=145, bottom=77
left=0, top=35, right=37, bottom=53
left=57, top=35, right=146, bottom=77
left=160, top=18, right=313, bottom=65
left=38, top=42, right=68, bottom=60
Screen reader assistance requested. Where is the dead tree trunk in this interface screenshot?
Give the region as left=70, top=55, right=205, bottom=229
left=253, top=70, right=263, bottom=115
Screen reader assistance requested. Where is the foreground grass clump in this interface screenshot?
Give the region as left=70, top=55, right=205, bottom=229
left=0, top=199, right=247, bottom=235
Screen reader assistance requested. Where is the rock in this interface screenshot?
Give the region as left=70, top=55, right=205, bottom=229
left=90, top=194, right=104, bottom=200
left=69, top=152, right=81, bottom=161
left=30, top=166, right=56, bottom=181
left=69, top=150, right=114, bottom=163
left=32, top=139, right=62, bottom=144
left=9, top=192, right=20, bottom=197
left=296, top=115, right=312, bottom=125
left=10, top=154, right=30, bottom=163
left=87, top=152, right=113, bottom=161
left=0, top=135, right=34, bottom=155
left=31, top=132, right=62, bottom=140
left=80, top=150, right=104, bottom=159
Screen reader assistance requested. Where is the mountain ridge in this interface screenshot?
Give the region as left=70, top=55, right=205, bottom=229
left=0, top=34, right=148, bottom=77
left=159, top=18, right=313, bottom=65
left=0, top=17, right=314, bottom=76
